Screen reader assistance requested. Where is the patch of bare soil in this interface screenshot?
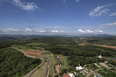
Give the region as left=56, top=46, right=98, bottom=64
left=97, top=45, right=116, bottom=50
left=55, top=64, right=61, bottom=75
left=79, top=43, right=116, bottom=50
left=25, top=50, right=43, bottom=56
left=79, top=43, right=89, bottom=46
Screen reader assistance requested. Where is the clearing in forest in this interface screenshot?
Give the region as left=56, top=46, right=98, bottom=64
left=25, top=50, right=43, bottom=56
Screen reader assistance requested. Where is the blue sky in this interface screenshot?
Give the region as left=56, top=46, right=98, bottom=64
left=0, top=0, right=116, bottom=35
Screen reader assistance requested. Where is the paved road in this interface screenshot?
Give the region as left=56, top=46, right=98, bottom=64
left=44, top=57, right=50, bottom=77
left=24, top=58, right=45, bottom=77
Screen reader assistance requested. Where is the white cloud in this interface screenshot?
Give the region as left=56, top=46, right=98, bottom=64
left=78, top=29, right=103, bottom=33
left=86, top=29, right=93, bottom=33
left=39, top=30, right=45, bottom=33
left=89, top=3, right=116, bottom=17
left=102, top=22, right=116, bottom=27
left=98, top=30, right=103, bottom=33
left=26, top=28, right=32, bottom=32
left=78, top=29, right=85, bottom=33
left=51, top=30, right=59, bottom=33
left=89, top=5, right=110, bottom=17
left=109, top=12, right=116, bottom=16
left=12, top=0, right=38, bottom=11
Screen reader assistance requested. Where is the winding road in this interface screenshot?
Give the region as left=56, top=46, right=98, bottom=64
left=12, top=45, right=50, bottom=77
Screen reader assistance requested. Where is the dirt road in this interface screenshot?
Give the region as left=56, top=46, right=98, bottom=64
left=86, top=68, right=103, bottom=77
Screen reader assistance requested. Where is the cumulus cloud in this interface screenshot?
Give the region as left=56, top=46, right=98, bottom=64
left=78, top=29, right=85, bottom=33
left=97, top=30, right=103, bottom=33
left=12, top=0, right=38, bottom=11
left=89, top=3, right=116, bottom=17
left=109, top=12, right=116, bottom=16
left=51, top=30, right=59, bottom=33
left=26, top=28, right=32, bottom=32
left=78, top=29, right=103, bottom=33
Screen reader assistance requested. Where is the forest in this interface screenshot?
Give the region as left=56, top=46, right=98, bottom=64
left=0, top=35, right=116, bottom=77
left=0, top=42, right=41, bottom=77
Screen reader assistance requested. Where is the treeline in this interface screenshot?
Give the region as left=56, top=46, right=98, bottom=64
left=47, top=45, right=115, bottom=57
left=87, top=38, right=116, bottom=46
left=0, top=47, right=41, bottom=77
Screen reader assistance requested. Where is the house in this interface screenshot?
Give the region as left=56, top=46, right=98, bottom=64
left=98, top=55, right=102, bottom=59
left=76, top=66, right=84, bottom=70
left=68, top=73, right=75, bottom=77
left=94, top=63, right=101, bottom=68
left=104, top=61, right=108, bottom=64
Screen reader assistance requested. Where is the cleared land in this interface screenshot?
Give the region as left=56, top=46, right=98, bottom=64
left=25, top=50, right=43, bottom=56
left=79, top=43, right=116, bottom=50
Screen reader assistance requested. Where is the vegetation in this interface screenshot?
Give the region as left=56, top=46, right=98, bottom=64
left=0, top=36, right=116, bottom=76
left=31, top=61, right=48, bottom=77
left=0, top=47, right=41, bottom=77
left=87, top=64, right=99, bottom=70
left=98, top=69, right=116, bottom=77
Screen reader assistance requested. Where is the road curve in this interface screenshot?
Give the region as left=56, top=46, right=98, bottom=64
left=12, top=46, right=51, bottom=77
left=44, top=57, right=51, bottom=77
left=12, top=46, right=45, bottom=77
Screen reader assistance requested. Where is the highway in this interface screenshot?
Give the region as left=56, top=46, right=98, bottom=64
left=44, top=57, right=50, bottom=77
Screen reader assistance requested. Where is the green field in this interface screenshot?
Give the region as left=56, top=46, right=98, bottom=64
left=41, top=51, right=52, bottom=54
left=14, top=44, right=45, bottom=51
left=31, top=61, right=47, bottom=77
left=87, top=63, right=99, bottom=70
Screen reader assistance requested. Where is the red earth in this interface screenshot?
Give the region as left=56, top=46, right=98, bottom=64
left=25, top=50, right=43, bottom=56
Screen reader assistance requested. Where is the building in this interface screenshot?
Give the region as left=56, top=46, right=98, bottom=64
left=94, top=63, right=101, bottom=68
left=98, top=55, right=102, bottom=59
left=76, top=66, right=84, bottom=70
left=104, top=61, right=108, bottom=64
left=68, top=73, right=75, bottom=77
